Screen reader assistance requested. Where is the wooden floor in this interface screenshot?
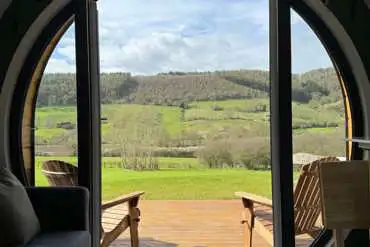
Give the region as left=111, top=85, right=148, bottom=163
left=105, top=200, right=315, bottom=247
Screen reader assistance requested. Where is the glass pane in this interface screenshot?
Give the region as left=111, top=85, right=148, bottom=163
left=98, top=0, right=271, bottom=246
left=291, top=7, right=346, bottom=245
left=34, top=24, right=77, bottom=186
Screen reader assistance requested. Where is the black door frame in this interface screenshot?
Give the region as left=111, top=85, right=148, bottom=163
left=269, top=0, right=295, bottom=246
left=7, top=0, right=102, bottom=245
left=75, top=0, right=102, bottom=246
left=270, top=0, right=366, bottom=246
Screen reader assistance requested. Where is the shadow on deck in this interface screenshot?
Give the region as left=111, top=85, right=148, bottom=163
left=109, top=238, right=177, bottom=247
left=107, top=200, right=314, bottom=247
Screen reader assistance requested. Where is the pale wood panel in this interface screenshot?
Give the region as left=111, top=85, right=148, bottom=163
left=319, top=160, right=370, bottom=229
left=336, top=65, right=352, bottom=158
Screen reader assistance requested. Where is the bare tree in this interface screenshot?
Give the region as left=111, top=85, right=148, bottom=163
left=110, top=108, right=161, bottom=170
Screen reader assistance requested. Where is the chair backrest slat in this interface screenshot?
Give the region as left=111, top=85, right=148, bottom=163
left=293, top=156, right=339, bottom=234
left=42, top=160, right=78, bottom=186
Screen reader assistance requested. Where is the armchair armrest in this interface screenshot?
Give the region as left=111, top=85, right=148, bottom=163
left=102, top=191, right=144, bottom=210
left=26, top=186, right=89, bottom=232
left=235, top=191, right=273, bottom=207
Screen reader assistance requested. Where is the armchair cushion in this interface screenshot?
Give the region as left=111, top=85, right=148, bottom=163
left=0, top=167, right=40, bottom=246
left=27, top=231, right=90, bottom=247
left=26, top=186, right=89, bottom=232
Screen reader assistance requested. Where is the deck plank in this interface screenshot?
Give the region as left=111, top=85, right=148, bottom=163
left=106, top=200, right=314, bottom=246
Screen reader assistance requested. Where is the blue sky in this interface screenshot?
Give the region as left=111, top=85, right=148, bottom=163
left=45, top=0, right=333, bottom=74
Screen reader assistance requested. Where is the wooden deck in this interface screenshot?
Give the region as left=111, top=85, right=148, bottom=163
left=104, top=200, right=315, bottom=247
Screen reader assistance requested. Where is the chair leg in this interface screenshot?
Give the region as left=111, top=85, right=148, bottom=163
left=242, top=198, right=255, bottom=247
left=129, top=199, right=140, bottom=247
left=101, top=216, right=130, bottom=247
left=334, top=229, right=345, bottom=247
left=308, top=229, right=321, bottom=239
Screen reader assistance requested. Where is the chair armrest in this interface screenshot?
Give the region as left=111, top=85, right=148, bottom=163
left=26, top=186, right=89, bottom=232
left=235, top=191, right=273, bottom=207
left=102, top=191, right=144, bottom=210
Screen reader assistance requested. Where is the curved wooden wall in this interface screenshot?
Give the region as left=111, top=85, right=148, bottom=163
left=21, top=18, right=73, bottom=184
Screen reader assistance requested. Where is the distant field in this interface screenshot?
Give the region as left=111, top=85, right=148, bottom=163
left=35, top=99, right=345, bottom=147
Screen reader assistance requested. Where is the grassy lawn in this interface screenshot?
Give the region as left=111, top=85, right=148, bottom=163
left=36, top=166, right=273, bottom=201
left=100, top=169, right=272, bottom=200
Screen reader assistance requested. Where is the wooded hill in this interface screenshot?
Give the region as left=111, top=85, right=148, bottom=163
left=37, top=67, right=340, bottom=107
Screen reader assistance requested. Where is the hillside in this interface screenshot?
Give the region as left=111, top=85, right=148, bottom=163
left=35, top=67, right=346, bottom=169
left=35, top=99, right=346, bottom=165
left=38, top=68, right=340, bottom=107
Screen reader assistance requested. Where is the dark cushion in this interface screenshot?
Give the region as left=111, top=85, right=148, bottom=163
left=26, top=231, right=90, bottom=247
left=26, top=187, right=89, bottom=232
left=0, top=167, right=40, bottom=246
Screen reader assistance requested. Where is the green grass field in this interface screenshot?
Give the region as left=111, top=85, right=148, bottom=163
left=36, top=166, right=273, bottom=200
left=34, top=156, right=303, bottom=200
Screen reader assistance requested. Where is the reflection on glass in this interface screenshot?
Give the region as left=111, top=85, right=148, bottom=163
left=35, top=24, right=77, bottom=186
left=291, top=7, right=346, bottom=245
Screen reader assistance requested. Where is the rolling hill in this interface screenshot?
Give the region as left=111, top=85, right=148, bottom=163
left=35, top=67, right=346, bottom=168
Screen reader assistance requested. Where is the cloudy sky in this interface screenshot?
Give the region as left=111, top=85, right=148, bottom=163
left=45, top=0, right=333, bottom=75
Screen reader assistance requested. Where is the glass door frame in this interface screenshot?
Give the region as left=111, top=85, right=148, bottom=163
left=269, top=0, right=295, bottom=246
left=75, top=0, right=102, bottom=246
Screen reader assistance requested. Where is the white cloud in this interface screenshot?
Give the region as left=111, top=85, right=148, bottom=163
left=96, top=0, right=272, bottom=74
left=44, top=58, right=75, bottom=73
left=46, top=0, right=333, bottom=75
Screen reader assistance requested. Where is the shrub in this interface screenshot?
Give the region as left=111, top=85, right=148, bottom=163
left=103, top=146, right=199, bottom=158
left=179, top=102, right=190, bottom=109
left=231, top=138, right=270, bottom=170
left=56, top=121, right=75, bottom=130
left=293, top=130, right=345, bottom=156
left=211, top=105, right=224, bottom=111
left=196, top=140, right=233, bottom=168
left=251, top=104, right=267, bottom=113
left=292, top=121, right=339, bottom=129
left=196, top=137, right=270, bottom=169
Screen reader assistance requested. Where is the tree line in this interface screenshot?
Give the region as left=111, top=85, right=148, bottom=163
left=38, top=68, right=340, bottom=107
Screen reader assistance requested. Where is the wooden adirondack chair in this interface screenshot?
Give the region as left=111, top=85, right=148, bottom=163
left=235, top=156, right=340, bottom=247
left=42, top=160, right=144, bottom=247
